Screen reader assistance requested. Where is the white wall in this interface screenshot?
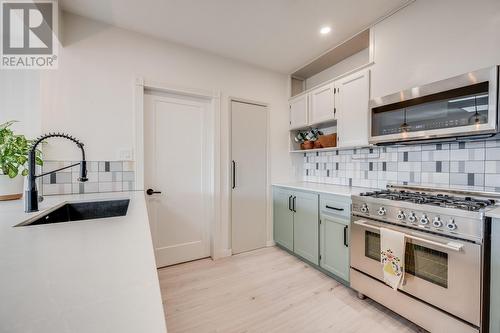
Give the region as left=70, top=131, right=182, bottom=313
left=41, top=14, right=281, bottom=158
left=371, top=0, right=500, bottom=98
left=0, top=71, right=41, bottom=138
left=37, top=12, right=299, bottom=256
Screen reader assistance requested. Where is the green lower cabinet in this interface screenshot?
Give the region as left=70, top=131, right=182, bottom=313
left=273, top=186, right=349, bottom=281
left=319, top=215, right=350, bottom=282
left=293, top=191, right=319, bottom=265
left=273, top=188, right=294, bottom=251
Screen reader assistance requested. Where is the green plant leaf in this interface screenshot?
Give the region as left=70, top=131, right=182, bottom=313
left=7, top=167, right=17, bottom=178
left=0, top=120, right=41, bottom=177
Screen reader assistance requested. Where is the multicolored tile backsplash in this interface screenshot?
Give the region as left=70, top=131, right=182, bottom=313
left=302, top=139, right=500, bottom=192
left=41, top=161, right=135, bottom=196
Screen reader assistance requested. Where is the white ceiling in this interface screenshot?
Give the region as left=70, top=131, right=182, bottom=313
left=60, top=0, right=412, bottom=73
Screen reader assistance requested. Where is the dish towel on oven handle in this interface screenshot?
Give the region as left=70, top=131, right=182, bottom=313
left=380, top=227, right=405, bottom=290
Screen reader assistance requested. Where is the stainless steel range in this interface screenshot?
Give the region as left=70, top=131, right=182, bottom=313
left=350, top=185, right=494, bottom=333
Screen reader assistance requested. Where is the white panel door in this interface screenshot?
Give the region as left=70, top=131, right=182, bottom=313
left=144, top=92, right=211, bottom=268
left=336, top=70, right=370, bottom=148
left=289, top=94, right=308, bottom=129
left=310, top=82, right=335, bottom=125
left=231, top=101, right=267, bottom=254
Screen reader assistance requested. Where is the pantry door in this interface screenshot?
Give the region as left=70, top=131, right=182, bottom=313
left=144, top=91, right=212, bottom=268
left=231, top=100, right=268, bottom=254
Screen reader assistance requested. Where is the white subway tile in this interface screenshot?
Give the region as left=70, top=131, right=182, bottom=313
left=486, top=147, right=500, bottom=160
left=485, top=174, right=500, bottom=187
left=43, top=184, right=72, bottom=195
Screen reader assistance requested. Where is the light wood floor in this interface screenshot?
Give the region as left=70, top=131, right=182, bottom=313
left=158, top=246, right=423, bottom=333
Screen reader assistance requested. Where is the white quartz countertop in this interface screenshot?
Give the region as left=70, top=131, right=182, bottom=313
left=486, top=206, right=500, bottom=219
left=0, top=191, right=167, bottom=333
left=272, top=182, right=376, bottom=197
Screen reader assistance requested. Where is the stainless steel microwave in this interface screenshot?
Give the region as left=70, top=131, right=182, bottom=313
left=369, top=66, right=499, bottom=144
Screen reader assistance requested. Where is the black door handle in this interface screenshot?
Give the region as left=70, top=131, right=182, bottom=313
left=232, top=160, right=236, bottom=189
left=288, top=195, right=292, bottom=211
left=343, top=225, right=348, bottom=247
left=146, top=189, right=161, bottom=195
left=292, top=196, right=297, bottom=212
left=326, top=205, right=344, bottom=211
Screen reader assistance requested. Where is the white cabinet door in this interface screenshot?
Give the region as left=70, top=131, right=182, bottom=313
left=231, top=101, right=268, bottom=255
left=336, top=70, right=370, bottom=148
left=310, top=82, right=335, bottom=125
left=289, top=94, right=308, bottom=129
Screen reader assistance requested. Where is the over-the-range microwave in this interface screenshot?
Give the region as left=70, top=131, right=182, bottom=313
left=369, top=65, right=499, bottom=145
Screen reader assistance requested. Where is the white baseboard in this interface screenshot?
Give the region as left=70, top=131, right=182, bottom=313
left=266, top=240, right=276, bottom=247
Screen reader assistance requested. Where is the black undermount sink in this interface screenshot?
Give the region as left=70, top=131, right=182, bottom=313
left=16, top=199, right=130, bottom=227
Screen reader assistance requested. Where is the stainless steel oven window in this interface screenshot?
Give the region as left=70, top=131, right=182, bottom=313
left=405, top=243, right=448, bottom=288
left=363, top=231, right=449, bottom=288
left=365, top=230, right=381, bottom=261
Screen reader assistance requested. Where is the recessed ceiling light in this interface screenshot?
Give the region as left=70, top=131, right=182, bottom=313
left=320, top=26, right=331, bottom=35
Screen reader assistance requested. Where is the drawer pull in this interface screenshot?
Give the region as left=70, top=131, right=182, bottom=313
left=325, top=205, right=344, bottom=211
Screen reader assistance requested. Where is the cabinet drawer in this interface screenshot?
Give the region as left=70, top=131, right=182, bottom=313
left=320, top=194, right=351, bottom=219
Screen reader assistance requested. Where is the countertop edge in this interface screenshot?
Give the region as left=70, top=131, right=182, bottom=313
left=486, top=206, right=500, bottom=219
left=272, top=182, right=374, bottom=197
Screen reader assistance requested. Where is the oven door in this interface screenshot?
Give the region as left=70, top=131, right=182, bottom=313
left=351, top=218, right=482, bottom=326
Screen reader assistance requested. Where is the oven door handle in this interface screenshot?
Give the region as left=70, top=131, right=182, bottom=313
left=353, top=220, right=464, bottom=252
left=354, top=219, right=380, bottom=231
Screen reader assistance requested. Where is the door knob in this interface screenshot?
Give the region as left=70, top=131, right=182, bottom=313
left=146, top=189, right=161, bottom=195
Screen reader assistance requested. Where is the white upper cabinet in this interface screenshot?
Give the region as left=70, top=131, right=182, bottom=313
left=336, top=69, right=370, bottom=148
left=289, top=94, right=308, bottom=129
left=309, top=82, right=335, bottom=125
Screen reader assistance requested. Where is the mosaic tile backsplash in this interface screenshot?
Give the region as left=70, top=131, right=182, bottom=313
left=303, top=140, right=500, bottom=192
left=41, top=161, right=135, bottom=196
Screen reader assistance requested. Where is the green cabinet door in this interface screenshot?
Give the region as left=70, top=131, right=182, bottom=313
left=273, top=187, right=294, bottom=251
left=320, top=215, right=350, bottom=282
left=293, top=191, right=319, bottom=265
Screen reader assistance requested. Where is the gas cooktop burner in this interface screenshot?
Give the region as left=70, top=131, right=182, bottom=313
left=360, top=189, right=495, bottom=211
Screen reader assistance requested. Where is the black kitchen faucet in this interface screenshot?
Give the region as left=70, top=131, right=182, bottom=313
left=25, top=133, right=88, bottom=213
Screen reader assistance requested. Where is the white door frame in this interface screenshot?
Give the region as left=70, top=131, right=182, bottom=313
left=228, top=97, right=274, bottom=251
left=134, top=77, right=222, bottom=260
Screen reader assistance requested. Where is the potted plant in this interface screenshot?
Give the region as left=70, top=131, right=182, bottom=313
left=0, top=121, right=42, bottom=200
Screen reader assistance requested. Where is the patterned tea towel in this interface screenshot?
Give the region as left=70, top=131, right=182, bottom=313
left=380, top=228, right=405, bottom=290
